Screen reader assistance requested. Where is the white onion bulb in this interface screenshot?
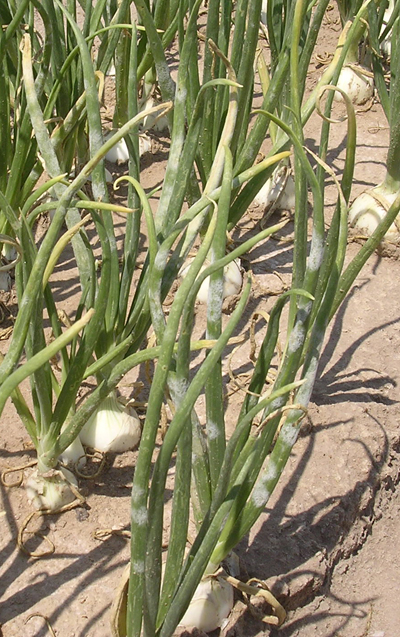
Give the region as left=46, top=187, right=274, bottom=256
left=89, top=167, right=113, bottom=184
left=104, top=132, right=151, bottom=164
left=26, top=467, right=78, bottom=512
left=380, top=0, right=394, bottom=57
left=59, top=426, right=87, bottom=470
left=139, top=97, right=169, bottom=132
left=107, top=63, right=116, bottom=77
left=0, top=271, right=11, bottom=291
left=69, top=167, right=113, bottom=184
left=79, top=392, right=141, bottom=453
left=179, top=575, right=234, bottom=632
left=180, top=258, right=242, bottom=304
left=349, top=186, right=399, bottom=240
left=254, top=166, right=295, bottom=213
left=334, top=65, right=374, bottom=105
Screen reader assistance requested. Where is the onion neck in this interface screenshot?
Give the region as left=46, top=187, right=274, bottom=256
left=343, top=17, right=366, bottom=66
left=343, top=41, right=359, bottom=66
left=386, top=105, right=400, bottom=187
left=385, top=113, right=400, bottom=189
left=386, top=10, right=400, bottom=187
left=382, top=171, right=400, bottom=196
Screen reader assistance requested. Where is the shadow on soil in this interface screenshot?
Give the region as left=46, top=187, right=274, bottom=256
left=0, top=480, right=127, bottom=637
left=228, top=285, right=398, bottom=636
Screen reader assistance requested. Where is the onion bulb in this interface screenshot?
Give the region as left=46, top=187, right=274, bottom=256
left=139, top=97, right=169, bottom=132
left=88, top=167, right=113, bottom=184
left=334, top=64, right=374, bottom=105
left=0, top=271, right=11, bottom=291
left=104, top=132, right=151, bottom=164
left=380, top=0, right=394, bottom=58
left=107, top=63, right=116, bottom=77
left=179, top=258, right=242, bottom=304
left=253, top=164, right=295, bottom=215
left=59, top=425, right=87, bottom=471
left=26, top=467, right=78, bottom=512
left=179, top=574, right=234, bottom=632
left=79, top=392, right=141, bottom=453
left=348, top=185, right=400, bottom=240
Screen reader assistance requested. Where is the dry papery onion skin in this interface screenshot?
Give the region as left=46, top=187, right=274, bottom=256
left=25, top=467, right=78, bottom=512
left=178, top=575, right=235, bottom=632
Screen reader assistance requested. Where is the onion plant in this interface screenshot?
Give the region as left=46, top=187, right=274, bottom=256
left=0, top=0, right=287, bottom=509
left=107, top=2, right=400, bottom=637
left=1, top=0, right=399, bottom=634
left=0, top=0, right=118, bottom=279
left=0, top=0, right=179, bottom=271
left=0, top=2, right=179, bottom=508
left=349, top=10, right=400, bottom=238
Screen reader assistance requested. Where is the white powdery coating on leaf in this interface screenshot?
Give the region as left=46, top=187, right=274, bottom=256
left=251, top=485, right=271, bottom=509
left=150, top=304, right=165, bottom=331
left=132, top=506, right=148, bottom=526
left=133, top=561, right=145, bottom=574
left=154, top=248, right=169, bottom=271
left=263, top=458, right=278, bottom=483
left=210, top=276, right=224, bottom=300
left=279, top=423, right=299, bottom=448
left=176, top=87, right=187, bottom=105
left=208, top=278, right=224, bottom=317
left=158, top=67, right=175, bottom=97
left=131, top=484, right=145, bottom=503
left=164, top=179, right=174, bottom=198
left=308, top=230, right=324, bottom=272
left=268, top=396, right=285, bottom=412
left=207, top=420, right=220, bottom=441
left=170, top=377, right=188, bottom=401
left=90, top=129, right=104, bottom=152
left=303, top=300, right=313, bottom=315
left=288, top=321, right=305, bottom=354
left=251, top=460, right=277, bottom=508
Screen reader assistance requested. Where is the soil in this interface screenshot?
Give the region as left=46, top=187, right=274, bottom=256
left=1, top=9, right=400, bottom=637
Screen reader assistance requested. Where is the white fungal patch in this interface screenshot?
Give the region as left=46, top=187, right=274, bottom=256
left=176, top=87, right=187, bottom=105
left=209, top=277, right=225, bottom=300
left=131, top=485, right=145, bottom=503
left=90, top=130, right=104, bottom=152
left=278, top=423, right=299, bottom=448
left=154, top=249, right=168, bottom=271
left=303, top=300, right=313, bottom=315
left=288, top=321, right=305, bottom=355
left=132, top=506, right=148, bottom=526
left=171, top=377, right=188, bottom=401
left=207, top=420, right=220, bottom=441
left=207, top=279, right=224, bottom=319
left=251, top=460, right=277, bottom=508
left=268, top=397, right=285, bottom=412
left=251, top=484, right=271, bottom=508
left=263, top=459, right=278, bottom=483
left=149, top=302, right=165, bottom=330
left=159, top=182, right=174, bottom=207
left=308, top=231, right=324, bottom=272
left=133, top=561, right=145, bottom=574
